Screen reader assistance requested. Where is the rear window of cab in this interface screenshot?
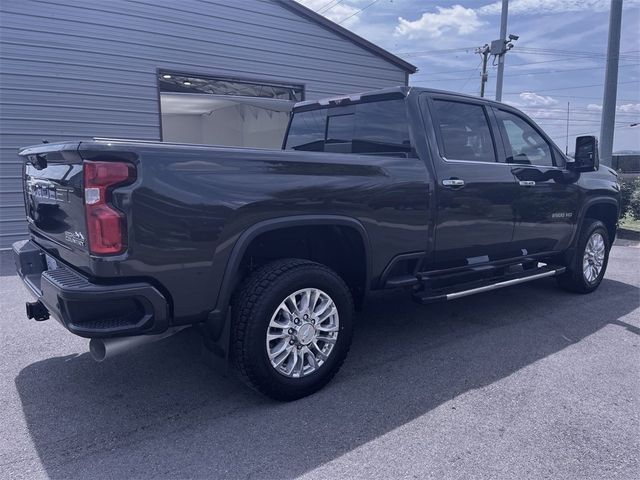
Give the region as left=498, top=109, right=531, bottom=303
left=285, top=99, right=412, bottom=155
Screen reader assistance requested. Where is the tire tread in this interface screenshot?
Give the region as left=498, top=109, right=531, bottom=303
left=557, top=218, right=610, bottom=294
left=232, top=258, right=353, bottom=400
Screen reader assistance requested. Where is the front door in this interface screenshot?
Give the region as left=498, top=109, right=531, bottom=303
left=424, top=95, right=519, bottom=269
left=492, top=107, right=579, bottom=255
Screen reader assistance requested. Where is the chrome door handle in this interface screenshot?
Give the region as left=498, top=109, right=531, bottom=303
left=442, top=179, right=465, bottom=187
left=518, top=180, right=536, bottom=187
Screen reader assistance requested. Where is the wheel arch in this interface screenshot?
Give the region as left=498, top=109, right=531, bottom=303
left=579, top=196, right=619, bottom=242
left=211, top=215, right=371, bottom=324
left=560, top=196, right=619, bottom=267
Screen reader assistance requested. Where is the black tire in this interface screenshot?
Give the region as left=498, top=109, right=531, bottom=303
left=231, top=258, right=354, bottom=401
left=556, top=218, right=610, bottom=294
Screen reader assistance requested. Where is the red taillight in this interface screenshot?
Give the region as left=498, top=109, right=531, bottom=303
left=83, top=161, right=134, bottom=255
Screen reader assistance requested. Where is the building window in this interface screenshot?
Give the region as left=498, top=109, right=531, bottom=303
left=158, top=71, right=303, bottom=148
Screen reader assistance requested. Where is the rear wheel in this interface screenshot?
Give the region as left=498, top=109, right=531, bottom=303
left=556, top=218, right=610, bottom=293
left=232, top=259, right=354, bottom=401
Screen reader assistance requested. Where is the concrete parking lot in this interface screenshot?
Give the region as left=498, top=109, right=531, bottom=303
left=0, top=246, right=638, bottom=480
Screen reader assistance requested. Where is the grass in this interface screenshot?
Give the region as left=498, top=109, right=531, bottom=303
left=620, top=215, right=640, bottom=233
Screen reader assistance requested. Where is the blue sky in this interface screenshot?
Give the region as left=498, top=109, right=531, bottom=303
left=299, top=0, right=640, bottom=152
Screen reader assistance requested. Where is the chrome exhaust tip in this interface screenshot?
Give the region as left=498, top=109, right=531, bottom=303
left=89, top=328, right=185, bottom=362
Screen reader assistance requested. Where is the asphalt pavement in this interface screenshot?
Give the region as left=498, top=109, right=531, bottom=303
left=0, top=245, right=638, bottom=480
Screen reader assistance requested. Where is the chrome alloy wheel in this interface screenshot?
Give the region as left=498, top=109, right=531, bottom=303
left=266, top=288, right=339, bottom=378
left=583, top=232, right=605, bottom=284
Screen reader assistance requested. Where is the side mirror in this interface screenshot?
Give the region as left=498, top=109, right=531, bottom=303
left=569, top=136, right=599, bottom=172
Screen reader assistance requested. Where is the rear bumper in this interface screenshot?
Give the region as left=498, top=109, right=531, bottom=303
left=13, top=239, right=169, bottom=338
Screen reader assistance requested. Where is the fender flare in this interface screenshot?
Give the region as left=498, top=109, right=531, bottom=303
left=573, top=196, right=619, bottom=243
left=561, top=196, right=620, bottom=266
left=204, top=215, right=372, bottom=359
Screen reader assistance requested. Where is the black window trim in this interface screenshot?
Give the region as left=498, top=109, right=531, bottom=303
left=492, top=106, right=566, bottom=169
left=428, top=95, right=502, bottom=165
left=325, top=105, right=356, bottom=143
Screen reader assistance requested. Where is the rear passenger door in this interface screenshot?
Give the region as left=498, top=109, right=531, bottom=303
left=491, top=107, right=580, bottom=255
left=424, top=95, right=519, bottom=269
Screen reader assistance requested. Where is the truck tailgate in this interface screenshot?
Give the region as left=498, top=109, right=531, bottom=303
left=19, top=142, right=87, bottom=252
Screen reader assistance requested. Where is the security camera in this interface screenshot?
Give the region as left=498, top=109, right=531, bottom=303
left=508, top=34, right=519, bottom=41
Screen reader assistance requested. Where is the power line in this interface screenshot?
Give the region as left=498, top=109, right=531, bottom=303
left=537, top=122, right=638, bottom=127
left=398, top=47, right=477, bottom=56
left=518, top=47, right=610, bottom=55
left=497, top=62, right=639, bottom=78
left=410, top=56, right=639, bottom=79
left=400, top=47, right=639, bottom=59
left=545, top=124, right=638, bottom=144
left=546, top=125, right=635, bottom=141
left=517, top=106, right=639, bottom=114
left=529, top=116, right=633, bottom=123
left=513, top=51, right=639, bottom=61
left=522, top=111, right=640, bottom=116
left=314, top=0, right=335, bottom=12
left=460, top=58, right=484, bottom=94
left=412, top=58, right=603, bottom=78
left=547, top=129, right=599, bottom=141
left=531, top=115, right=634, bottom=120
left=517, top=47, right=636, bottom=55
left=507, top=47, right=639, bottom=60
left=522, top=113, right=639, bottom=119
left=514, top=93, right=639, bottom=102
left=315, top=0, right=345, bottom=14
left=505, top=80, right=637, bottom=94
left=412, top=63, right=639, bottom=82
left=534, top=118, right=629, bottom=128
left=398, top=46, right=640, bottom=57
left=337, top=0, right=381, bottom=24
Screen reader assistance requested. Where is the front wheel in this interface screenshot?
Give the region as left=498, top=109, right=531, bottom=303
left=232, top=259, right=354, bottom=401
left=556, top=218, right=610, bottom=293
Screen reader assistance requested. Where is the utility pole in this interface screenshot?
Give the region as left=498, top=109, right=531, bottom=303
left=477, top=44, right=490, bottom=97
left=495, top=0, right=509, bottom=101
left=486, top=0, right=517, bottom=101
left=565, top=102, right=570, bottom=155
left=600, top=0, right=624, bottom=167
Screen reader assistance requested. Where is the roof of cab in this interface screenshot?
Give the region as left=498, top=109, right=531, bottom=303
left=292, top=86, right=507, bottom=112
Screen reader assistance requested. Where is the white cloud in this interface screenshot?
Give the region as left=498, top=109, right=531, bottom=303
left=395, top=5, right=484, bottom=39
left=618, top=103, right=640, bottom=113
left=516, top=92, right=559, bottom=107
left=394, top=0, right=640, bottom=39
left=504, top=93, right=559, bottom=119
left=588, top=103, right=640, bottom=113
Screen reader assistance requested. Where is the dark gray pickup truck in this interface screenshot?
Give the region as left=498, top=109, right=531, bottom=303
left=14, top=86, right=620, bottom=400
